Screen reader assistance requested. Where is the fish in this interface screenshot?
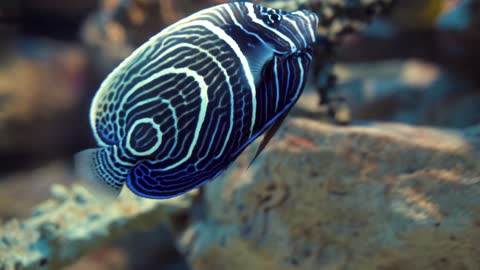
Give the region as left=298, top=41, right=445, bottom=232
left=75, top=2, right=319, bottom=199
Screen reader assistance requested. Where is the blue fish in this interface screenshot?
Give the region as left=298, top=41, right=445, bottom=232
left=75, top=2, right=319, bottom=199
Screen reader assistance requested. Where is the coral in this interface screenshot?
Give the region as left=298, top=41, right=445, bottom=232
left=0, top=185, right=194, bottom=270
left=260, top=0, right=395, bottom=41
left=179, top=118, right=480, bottom=270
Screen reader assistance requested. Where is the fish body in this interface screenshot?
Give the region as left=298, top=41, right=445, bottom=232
left=75, top=2, right=319, bottom=199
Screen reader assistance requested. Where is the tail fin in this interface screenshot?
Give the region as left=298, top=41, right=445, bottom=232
left=74, top=148, right=126, bottom=200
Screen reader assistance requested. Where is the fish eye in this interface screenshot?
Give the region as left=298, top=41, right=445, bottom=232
left=260, top=7, right=283, bottom=27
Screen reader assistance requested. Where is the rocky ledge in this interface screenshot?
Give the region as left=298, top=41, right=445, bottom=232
left=179, top=118, right=480, bottom=270
left=1, top=118, right=479, bottom=270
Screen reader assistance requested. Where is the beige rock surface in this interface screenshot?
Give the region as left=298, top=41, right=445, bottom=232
left=179, top=118, right=480, bottom=270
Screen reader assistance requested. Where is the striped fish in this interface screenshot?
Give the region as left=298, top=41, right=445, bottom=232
left=75, top=2, right=319, bottom=199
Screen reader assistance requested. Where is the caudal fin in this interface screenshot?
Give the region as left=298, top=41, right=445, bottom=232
left=74, top=148, right=125, bottom=200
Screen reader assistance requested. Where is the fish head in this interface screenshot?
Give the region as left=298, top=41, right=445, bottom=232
left=242, top=3, right=319, bottom=56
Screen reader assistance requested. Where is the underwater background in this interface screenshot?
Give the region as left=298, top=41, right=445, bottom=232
left=0, top=0, right=479, bottom=269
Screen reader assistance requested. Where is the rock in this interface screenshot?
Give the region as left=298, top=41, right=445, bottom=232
left=179, top=118, right=480, bottom=270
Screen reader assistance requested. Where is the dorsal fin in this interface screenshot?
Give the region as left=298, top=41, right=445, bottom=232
left=248, top=109, right=290, bottom=168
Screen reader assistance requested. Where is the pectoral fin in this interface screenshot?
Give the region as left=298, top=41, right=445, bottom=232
left=248, top=110, right=290, bottom=168
left=74, top=147, right=125, bottom=200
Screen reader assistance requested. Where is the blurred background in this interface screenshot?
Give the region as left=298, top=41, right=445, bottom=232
left=0, top=0, right=478, bottom=269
